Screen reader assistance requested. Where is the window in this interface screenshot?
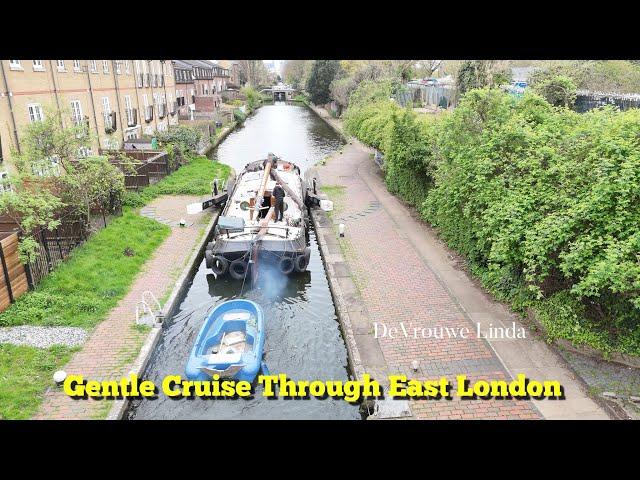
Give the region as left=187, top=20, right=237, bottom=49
left=90, top=60, right=97, bottom=73
left=78, top=147, right=91, bottom=158
left=124, top=95, right=134, bottom=125
left=28, top=104, right=44, bottom=122
left=102, top=97, right=111, bottom=124
left=103, top=60, right=109, bottom=74
left=73, top=60, right=81, bottom=71
left=32, top=60, right=44, bottom=71
left=125, top=60, right=130, bottom=74
left=57, top=60, right=65, bottom=71
left=143, top=94, right=149, bottom=108
left=32, top=157, right=61, bottom=177
left=70, top=100, right=83, bottom=126
left=115, top=60, right=121, bottom=74
left=9, top=60, right=22, bottom=70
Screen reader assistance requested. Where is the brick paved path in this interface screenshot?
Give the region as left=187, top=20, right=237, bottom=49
left=34, top=195, right=210, bottom=419
left=315, top=145, right=539, bottom=419
left=311, top=105, right=609, bottom=419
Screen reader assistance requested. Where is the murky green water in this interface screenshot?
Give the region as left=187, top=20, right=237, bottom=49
left=126, top=103, right=359, bottom=419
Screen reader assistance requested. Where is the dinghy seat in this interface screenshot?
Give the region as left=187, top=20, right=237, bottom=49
left=207, top=351, right=242, bottom=365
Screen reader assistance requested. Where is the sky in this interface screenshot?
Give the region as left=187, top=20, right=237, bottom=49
left=263, top=60, right=283, bottom=75
left=211, top=60, right=283, bottom=75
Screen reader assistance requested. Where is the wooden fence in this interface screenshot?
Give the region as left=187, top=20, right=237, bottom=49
left=24, top=218, right=90, bottom=287
left=0, top=207, right=120, bottom=313
left=101, top=149, right=184, bottom=191
left=0, top=232, right=29, bottom=312
left=0, top=147, right=174, bottom=312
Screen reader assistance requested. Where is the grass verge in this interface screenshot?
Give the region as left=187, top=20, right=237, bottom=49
left=123, top=156, right=231, bottom=207
left=0, top=211, right=170, bottom=328
left=0, top=154, right=231, bottom=419
left=0, top=344, right=76, bottom=419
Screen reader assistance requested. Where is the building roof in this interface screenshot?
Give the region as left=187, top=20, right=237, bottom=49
left=172, top=60, right=193, bottom=70
left=181, top=60, right=215, bottom=70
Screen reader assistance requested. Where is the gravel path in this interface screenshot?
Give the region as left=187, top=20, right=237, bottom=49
left=0, top=326, right=88, bottom=348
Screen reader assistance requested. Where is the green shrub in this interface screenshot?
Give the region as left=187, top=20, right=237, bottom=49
left=530, top=74, right=577, bottom=108
left=344, top=81, right=640, bottom=356
left=233, top=108, right=247, bottom=123
left=240, top=86, right=262, bottom=112
left=155, top=125, right=202, bottom=156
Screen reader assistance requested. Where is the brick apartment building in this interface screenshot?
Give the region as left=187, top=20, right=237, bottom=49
left=171, top=60, right=230, bottom=119
left=217, top=60, right=241, bottom=89
left=0, top=59, right=178, bottom=174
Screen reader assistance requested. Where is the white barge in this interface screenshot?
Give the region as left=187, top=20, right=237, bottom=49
left=204, top=153, right=311, bottom=280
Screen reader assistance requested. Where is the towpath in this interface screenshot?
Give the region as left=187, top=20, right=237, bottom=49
left=310, top=107, right=609, bottom=420
left=34, top=195, right=211, bottom=419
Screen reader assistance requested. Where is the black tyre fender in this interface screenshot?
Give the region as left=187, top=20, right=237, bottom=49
left=204, top=250, right=215, bottom=269
left=295, top=247, right=311, bottom=272
left=279, top=256, right=295, bottom=275
left=210, top=255, right=229, bottom=276
left=229, top=258, right=248, bottom=280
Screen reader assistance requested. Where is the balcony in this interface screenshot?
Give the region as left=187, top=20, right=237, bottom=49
left=104, top=111, right=117, bottom=134
left=127, top=108, right=138, bottom=127
left=145, top=105, right=154, bottom=123
left=158, top=103, right=166, bottom=119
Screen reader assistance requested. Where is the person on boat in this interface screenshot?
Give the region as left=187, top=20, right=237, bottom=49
left=273, top=181, right=286, bottom=223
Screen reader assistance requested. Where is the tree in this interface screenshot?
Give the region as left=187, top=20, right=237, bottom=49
left=531, top=75, right=577, bottom=108
left=0, top=179, right=64, bottom=262
left=2, top=105, right=126, bottom=259
left=59, top=156, right=125, bottom=228
left=283, top=60, right=304, bottom=88
left=330, top=62, right=387, bottom=109
left=456, top=60, right=511, bottom=95
left=13, top=106, right=91, bottom=176
left=237, top=60, right=270, bottom=88
left=305, top=60, right=342, bottom=105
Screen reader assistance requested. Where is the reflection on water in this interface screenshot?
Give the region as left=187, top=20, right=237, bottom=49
left=211, top=103, right=343, bottom=173
left=127, top=104, right=358, bottom=419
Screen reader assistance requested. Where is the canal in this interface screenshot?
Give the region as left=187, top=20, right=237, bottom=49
left=126, top=102, right=360, bottom=419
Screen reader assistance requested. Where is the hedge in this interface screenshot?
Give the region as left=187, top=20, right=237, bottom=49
left=344, top=83, right=640, bottom=356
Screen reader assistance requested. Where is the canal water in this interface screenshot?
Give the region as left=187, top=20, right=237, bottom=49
left=126, top=102, right=360, bottom=419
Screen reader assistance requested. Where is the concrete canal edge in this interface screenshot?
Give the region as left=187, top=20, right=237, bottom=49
left=198, top=123, right=237, bottom=156
left=309, top=208, right=366, bottom=383
left=107, top=208, right=222, bottom=420
left=307, top=104, right=350, bottom=143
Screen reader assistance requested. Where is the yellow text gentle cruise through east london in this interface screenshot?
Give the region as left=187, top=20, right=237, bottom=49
left=62, top=373, right=564, bottom=401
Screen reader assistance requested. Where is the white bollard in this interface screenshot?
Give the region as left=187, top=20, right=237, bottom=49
left=53, top=370, right=67, bottom=384
left=339, top=223, right=345, bottom=237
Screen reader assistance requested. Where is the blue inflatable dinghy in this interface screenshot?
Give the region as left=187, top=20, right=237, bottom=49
left=185, top=299, right=266, bottom=383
